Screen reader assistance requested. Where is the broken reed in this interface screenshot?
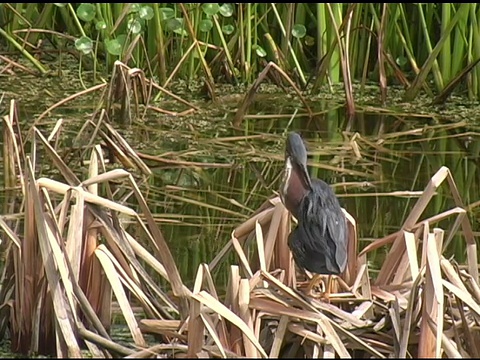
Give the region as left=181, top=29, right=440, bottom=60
left=1, top=59, right=480, bottom=356
left=2, top=95, right=480, bottom=357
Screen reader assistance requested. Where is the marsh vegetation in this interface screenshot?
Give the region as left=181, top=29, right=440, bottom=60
left=1, top=3, right=480, bottom=358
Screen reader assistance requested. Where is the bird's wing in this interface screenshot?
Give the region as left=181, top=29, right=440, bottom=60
left=328, top=205, right=348, bottom=273
left=300, top=181, right=348, bottom=273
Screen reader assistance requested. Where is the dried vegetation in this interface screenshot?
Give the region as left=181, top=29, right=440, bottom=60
left=1, top=62, right=480, bottom=358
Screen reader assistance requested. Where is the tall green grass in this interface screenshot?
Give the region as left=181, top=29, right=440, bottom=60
left=2, top=3, right=480, bottom=99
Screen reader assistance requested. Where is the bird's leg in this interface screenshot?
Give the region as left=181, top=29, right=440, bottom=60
left=302, top=275, right=333, bottom=303
left=324, top=275, right=332, bottom=301
left=296, top=270, right=313, bottom=288
left=303, top=274, right=324, bottom=297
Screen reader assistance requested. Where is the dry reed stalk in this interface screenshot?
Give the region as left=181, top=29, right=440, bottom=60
left=3, top=97, right=480, bottom=359
left=187, top=164, right=480, bottom=358
left=0, top=120, right=194, bottom=356
left=232, top=61, right=313, bottom=128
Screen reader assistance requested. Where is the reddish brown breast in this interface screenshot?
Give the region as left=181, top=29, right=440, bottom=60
left=283, top=164, right=309, bottom=218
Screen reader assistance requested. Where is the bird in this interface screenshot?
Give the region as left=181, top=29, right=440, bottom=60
left=279, top=132, right=348, bottom=298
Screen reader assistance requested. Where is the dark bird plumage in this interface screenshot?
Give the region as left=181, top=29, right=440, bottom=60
left=280, top=132, right=348, bottom=278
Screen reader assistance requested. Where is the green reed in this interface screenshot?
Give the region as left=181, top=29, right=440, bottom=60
left=3, top=3, right=480, bottom=99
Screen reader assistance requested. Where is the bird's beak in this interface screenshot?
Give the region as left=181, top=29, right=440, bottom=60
left=297, top=159, right=312, bottom=190
left=287, top=154, right=312, bottom=190
left=280, top=157, right=293, bottom=203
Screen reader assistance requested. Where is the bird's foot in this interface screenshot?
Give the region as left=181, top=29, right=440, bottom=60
left=302, top=286, right=331, bottom=303
left=297, top=275, right=333, bottom=303
left=296, top=280, right=314, bottom=289
left=297, top=276, right=331, bottom=303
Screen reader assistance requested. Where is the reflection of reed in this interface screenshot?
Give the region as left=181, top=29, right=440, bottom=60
left=2, top=95, right=480, bottom=357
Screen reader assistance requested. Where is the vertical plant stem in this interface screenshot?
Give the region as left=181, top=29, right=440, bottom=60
left=212, top=15, right=236, bottom=82
left=270, top=3, right=306, bottom=86
left=238, top=4, right=246, bottom=82
left=67, top=3, right=87, bottom=37
left=317, top=3, right=327, bottom=60
left=246, top=3, right=252, bottom=82
left=152, top=4, right=166, bottom=84
left=417, top=3, right=444, bottom=90
left=378, top=3, right=387, bottom=104
left=440, top=3, right=451, bottom=83
left=468, top=3, right=480, bottom=98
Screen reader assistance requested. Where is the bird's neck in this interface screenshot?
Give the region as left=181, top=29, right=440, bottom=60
left=280, top=159, right=309, bottom=217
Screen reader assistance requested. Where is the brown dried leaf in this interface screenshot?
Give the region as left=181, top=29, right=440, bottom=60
left=238, top=279, right=257, bottom=357
left=192, top=291, right=268, bottom=358
left=95, top=246, right=146, bottom=347
left=209, top=207, right=275, bottom=272
left=263, top=202, right=284, bottom=270
left=26, top=161, right=81, bottom=357
left=231, top=229, right=254, bottom=278
left=376, top=167, right=449, bottom=285
left=200, top=312, right=227, bottom=358
left=419, top=231, right=445, bottom=357
left=269, top=315, right=289, bottom=358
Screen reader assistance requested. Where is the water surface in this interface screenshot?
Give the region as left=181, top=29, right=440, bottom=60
left=1, top=80, right=479, bottom=289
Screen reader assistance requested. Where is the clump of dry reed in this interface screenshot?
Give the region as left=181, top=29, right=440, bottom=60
left=193, top=164, right=479, bottom=359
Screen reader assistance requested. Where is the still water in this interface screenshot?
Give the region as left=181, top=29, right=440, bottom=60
left=2, top=85, right=480, bottom=290
left=113, top=102, right=480, bottom=288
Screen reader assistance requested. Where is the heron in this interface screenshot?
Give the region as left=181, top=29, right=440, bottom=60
left=279, top=132, right=348, bottom=298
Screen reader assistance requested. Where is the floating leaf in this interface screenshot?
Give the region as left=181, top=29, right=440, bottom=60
left=253, top=44, right=267, bottom=58
left=76, top=3, right=96, bottom=22
left=202, top=3, right=220, bottom=16
left=105, top=35, right=126, bottom=56
left=160, top=7, right=175, bottom=21
left=222, top=24, right=234, bottom=35
left=292, top=24, right=306, bottom=39
left=139, top=5, right=154, bottom=20
left=128, top=18, right=142, bottom=34
left=75, top=36, right=93, bottom=54
left=95, top=20, right=107, bottom=31
left=219, top=3, right=234, bottom=17
left=199, top=19, right=213, bottom=33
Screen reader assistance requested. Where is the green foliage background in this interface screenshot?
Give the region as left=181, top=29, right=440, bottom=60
left=1, top=3, right=480, bottom=100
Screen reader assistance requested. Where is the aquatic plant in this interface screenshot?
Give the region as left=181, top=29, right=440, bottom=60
left=1, top=3, right=480, bottom=102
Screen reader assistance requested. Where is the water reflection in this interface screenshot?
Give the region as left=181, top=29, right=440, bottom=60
left=133, top=108, right=480, bottom=286
left=1, top=98, right=479, bottom=288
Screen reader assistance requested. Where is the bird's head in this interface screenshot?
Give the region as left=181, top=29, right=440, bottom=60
left=280, top=132, right=312, bottom=214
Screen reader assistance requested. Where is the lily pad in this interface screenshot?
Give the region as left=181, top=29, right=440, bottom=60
left=222, top=24, right=234, bottom=35
left=202, top=3, right=220, bottom=16
left=105, top=35, right=126, bottom=56
left=167, top=18, right=187, bottom=36
left=199, top=19, right=213, bottom=33
left=76, top=3, right=96, bottom=22
left=160, top=7, right=175, bottom=21
left=139, top=5, right=154, bottom=20
left=253, top=44, right=267, bottom=58
left=95, top=20, right=107, bottom=31
left=128, top=18, right=143, bottom=34
left=75, top=36, right=93, bottom=54
left=219, top=4, right=234, bottom=17
left=292, top=24, right=306, bottom=39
